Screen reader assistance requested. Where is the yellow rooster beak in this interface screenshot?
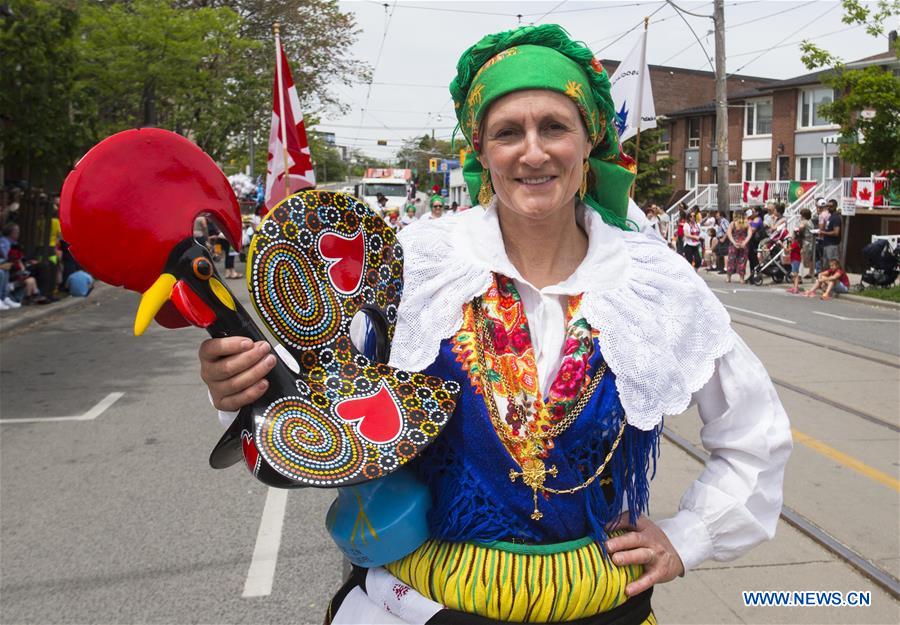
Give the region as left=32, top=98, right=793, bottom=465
left=134, top=274, right=177, bottom=336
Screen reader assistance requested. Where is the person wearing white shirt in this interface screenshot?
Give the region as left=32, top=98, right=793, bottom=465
left=198, top=25, right=790, bottom=625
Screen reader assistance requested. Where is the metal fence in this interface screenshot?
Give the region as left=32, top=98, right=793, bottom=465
left=5, top=189, right=55, bottom=260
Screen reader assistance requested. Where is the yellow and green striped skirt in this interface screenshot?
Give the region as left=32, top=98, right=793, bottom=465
left=385, top=535, right=657, bottom=623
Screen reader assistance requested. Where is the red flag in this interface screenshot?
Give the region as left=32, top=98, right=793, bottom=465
left=265, top=34, right=315, bottom=211
left=851, top=178, right=885, bottom=208
left=742, top=181, right=768, bottom=204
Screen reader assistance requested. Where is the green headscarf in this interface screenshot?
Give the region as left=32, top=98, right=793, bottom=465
left=449, top=24, right=636, bottom=229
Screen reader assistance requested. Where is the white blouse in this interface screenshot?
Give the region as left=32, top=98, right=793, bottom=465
left=219, top=198, right=792, bottom=572
left=390, top=199, right=792, bottom=572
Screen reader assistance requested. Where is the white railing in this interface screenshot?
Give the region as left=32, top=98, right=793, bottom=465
left=784, top=182, right=823, bottom=231
left=666, top=188, right=697, bottom=216
left=666, top=176, right=897, bottom=229
left=842, top=177, right=893, bottom=209
left=668, top=183, right=745, bottom=216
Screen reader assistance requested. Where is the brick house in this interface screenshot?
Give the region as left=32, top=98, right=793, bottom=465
left=600, top=61, right=776, bottom=196
left=663, top=41, right=898, bottom=195
left=661, top=37, right=899, bottom=271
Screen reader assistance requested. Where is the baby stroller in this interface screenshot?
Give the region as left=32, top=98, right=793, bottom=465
left=858, top=238, right=900, bottom=290
left=749, top=225, right=790, bottom=286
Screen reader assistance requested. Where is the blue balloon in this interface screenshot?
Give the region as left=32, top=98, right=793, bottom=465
left=326, top=468, right=430, bottom=567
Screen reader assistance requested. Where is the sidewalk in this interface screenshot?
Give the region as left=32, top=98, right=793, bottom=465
left=698, top=264, right=900, bottom=310
left=0, top=282, right=116, bottom=335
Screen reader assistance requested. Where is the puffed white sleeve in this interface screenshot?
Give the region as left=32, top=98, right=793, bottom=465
left=655, top=332, right=793, bottom=572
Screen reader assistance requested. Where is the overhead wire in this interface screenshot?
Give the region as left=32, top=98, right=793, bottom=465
left=352, top=1, right=398, bottom=149
left=591, top=1, right=670, bottom=52
left=729, top=1, right=840, bottom=75
left=363, top=0, right=514, bottom=18
left=532, top=0, right=569, bottom=24
left=728, top=24, right=862, bottom=59
left=660, top=0, right=820, bottom=66
left=668, top=1, right=715, bottom=71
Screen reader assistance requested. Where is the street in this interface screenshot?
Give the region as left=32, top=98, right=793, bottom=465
left=1, top=262, right=898, bottom=624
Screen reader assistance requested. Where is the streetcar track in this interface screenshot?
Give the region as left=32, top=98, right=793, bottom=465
left=730, top=318, right=900, bottom=369
left=662, top=427, right=900, bottom=599
left=729, top=316, right=899, bottom=432
left=771, top=377, right=899, bottom=433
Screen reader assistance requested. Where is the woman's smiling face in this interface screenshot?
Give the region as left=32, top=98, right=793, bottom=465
left=479, top=89, right=592, bottom=221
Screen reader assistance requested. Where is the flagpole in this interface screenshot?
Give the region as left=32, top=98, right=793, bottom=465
left=274, top=23, right=291, bottom=198
left=630, top=17, right=649, bottom=198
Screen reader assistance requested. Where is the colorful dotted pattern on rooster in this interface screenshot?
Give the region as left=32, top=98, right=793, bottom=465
left=246, top=190, right=459, bottom=486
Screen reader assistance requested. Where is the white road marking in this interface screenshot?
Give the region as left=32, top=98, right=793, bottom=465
left=812, top=311, right=900, bottom=323
left=710, top=287, right=770, bottom=294
left=724, top=305, right=797, bottom=324
left=242, top=487, right=288, bottom=598
left=0, top=392, right=125, bottom=424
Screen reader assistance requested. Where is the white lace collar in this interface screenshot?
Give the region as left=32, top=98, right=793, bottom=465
left=389, top=199, right=734, bottom=430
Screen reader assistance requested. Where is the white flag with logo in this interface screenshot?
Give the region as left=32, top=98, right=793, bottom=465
left=609, top=31, right=656, bottom=143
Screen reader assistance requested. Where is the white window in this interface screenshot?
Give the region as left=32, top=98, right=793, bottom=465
left=687, top=118, right=700, bottom=148
left=685, top=168, right=698, bottom=189
left=798, top=87, right=835, bottom=128
left=658, top=126, right=670, bottom=153
left=745, top=99, right=773, bottom=136
left=777, top=156, right=790, bottom=180
left=797, top=156, right=839, bottom=181
left=744, top=160, right=772, bottom=181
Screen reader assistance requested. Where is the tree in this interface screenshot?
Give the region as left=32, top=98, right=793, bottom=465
left=0, top=0, right=84, bottom=183
left=177, top=0, right=371, bottom=178
left=179, top=0, right=369, bottom=114
left=396, top=134, right=457, bottom=190
left=621, top=128, right=676, bottom=205
left=800, top=0, right=900, bottom=184
left=75, top=0, right=262, bottom=162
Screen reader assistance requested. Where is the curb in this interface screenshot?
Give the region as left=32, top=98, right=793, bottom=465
left=0, top=283, right=117, bottom=336
left=702, top=271, right=900, bottom=311
left=766, top=281, right=900, bottom=311
left=837, top=292, right=900, bottom=310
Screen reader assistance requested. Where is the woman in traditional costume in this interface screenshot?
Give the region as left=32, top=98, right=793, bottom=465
left=200, top=25, right=791, bottom=625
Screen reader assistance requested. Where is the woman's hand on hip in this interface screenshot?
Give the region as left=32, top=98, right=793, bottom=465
left=199, top=337, right=276, bottom=411
left=605, top=513, right=685, bottom=597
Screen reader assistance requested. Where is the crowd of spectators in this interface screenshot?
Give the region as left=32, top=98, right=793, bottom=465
left=0, top=187, right=94, bottom=313
left=642, top=197, right=851, bottom=300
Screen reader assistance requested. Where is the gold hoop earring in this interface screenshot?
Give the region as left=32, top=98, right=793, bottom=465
left=579, top=160, right=590, bottom=200
left=479, top=169, right=494, bottom=206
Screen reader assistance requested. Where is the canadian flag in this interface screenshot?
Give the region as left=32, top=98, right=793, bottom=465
left=851, top=179, right=885, bottom=208
left=742, top=181, right=769, bottom=204
left=265, top=34, right=315, bottom=211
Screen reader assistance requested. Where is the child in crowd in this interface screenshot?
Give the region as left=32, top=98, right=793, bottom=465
left=703, top=227, right=717, bottom=271
left=805, top=258, right=850, bottom=300
left=786, top=233, right=803, bottom=294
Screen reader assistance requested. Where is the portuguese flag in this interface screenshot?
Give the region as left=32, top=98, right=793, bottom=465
left=787, top=180, right=817, bottom=203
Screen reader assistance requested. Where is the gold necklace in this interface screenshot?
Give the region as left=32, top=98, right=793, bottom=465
left=472, top=297, right=625, bottom=520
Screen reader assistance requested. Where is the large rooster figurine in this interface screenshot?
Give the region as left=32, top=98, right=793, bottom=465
left=60, top=129, right=459, bottom=566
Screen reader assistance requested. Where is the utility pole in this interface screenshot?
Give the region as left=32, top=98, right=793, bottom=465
left=713, top=0, right=729, bottom=215
left=248, top=121, right=255, bottom=178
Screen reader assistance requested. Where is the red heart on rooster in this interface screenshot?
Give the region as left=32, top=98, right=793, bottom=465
left=242, top=430, right=260, bottom=475
left=335, top=383, right=402, bottom=444
left=318, top=231, right=364, bottom=294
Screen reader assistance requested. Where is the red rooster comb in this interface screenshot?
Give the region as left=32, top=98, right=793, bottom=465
left=60, top=129, right=242, bottom=295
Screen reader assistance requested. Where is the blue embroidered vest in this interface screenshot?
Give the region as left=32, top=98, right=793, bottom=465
left=410, top=334, right=660, bottom=545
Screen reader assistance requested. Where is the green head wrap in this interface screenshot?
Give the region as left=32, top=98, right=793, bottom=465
left=449, top=24, right=636, bottom=229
